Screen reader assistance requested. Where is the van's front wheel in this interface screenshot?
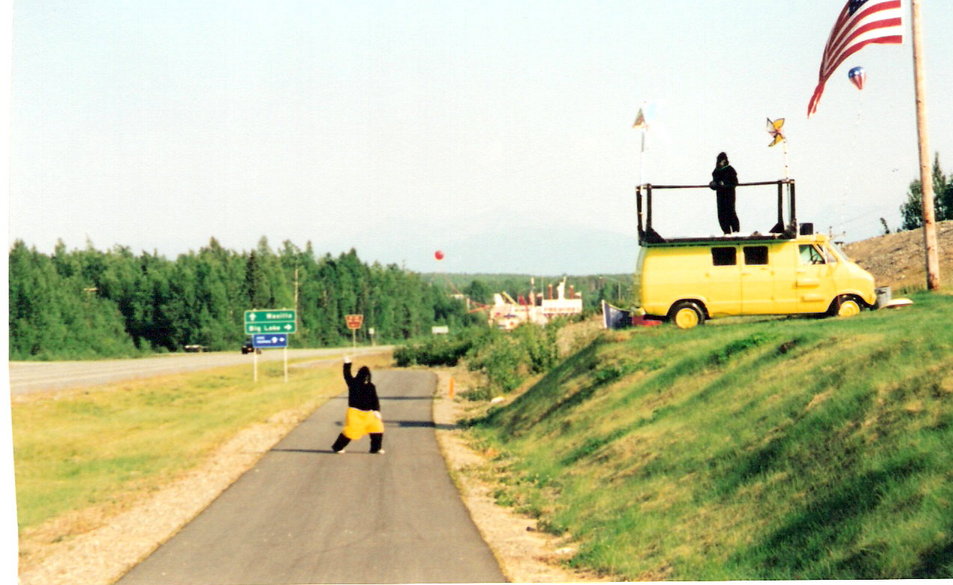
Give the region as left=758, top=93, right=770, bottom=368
left=668, top=301, right=706, bottom=329
left=829, top=295, right=862, bottom=318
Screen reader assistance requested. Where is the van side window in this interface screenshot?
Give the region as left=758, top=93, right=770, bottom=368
left=799, top=245, right=825, bottom=265
left=711, top=247, right=737, bottom=266
left=743, top=246, right=768, bottom=265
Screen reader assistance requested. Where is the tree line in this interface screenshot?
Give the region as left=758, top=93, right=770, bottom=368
left=9, top=237, right=481, bottom=360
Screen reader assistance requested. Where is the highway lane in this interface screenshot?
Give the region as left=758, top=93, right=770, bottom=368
left=115, top=369, right=506, bottom=584
left=9, top=347, right=391, bottom=395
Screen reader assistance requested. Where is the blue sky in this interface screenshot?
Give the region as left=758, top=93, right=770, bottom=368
left=9, top=1, right=953, bottom=274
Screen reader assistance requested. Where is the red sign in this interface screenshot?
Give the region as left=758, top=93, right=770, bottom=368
left=345, top=314, right=364, bottom=330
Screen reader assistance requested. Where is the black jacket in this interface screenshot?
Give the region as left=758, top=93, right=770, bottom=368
left=710, top=164, right=738, bottom=196
left=343, top=362, right=380, bottom=411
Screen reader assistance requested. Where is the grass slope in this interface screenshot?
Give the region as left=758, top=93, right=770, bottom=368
left=471, top=291, right=953, bottom=580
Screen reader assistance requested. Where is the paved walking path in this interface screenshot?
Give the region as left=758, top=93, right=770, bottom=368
left=116, top=369, right=506, bottom=584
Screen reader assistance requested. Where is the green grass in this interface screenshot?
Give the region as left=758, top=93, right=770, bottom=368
left=470, top=292, right=953, bottom=580
left=12, top=353, right=391, bottom=533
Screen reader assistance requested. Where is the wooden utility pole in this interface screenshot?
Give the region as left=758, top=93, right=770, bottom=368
left=911, top=0, right=941, bottom=290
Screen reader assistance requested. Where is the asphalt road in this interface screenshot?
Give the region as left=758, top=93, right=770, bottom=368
left=115, top=369, right=506, bottom=585
left=8, top=347, right=391, bottom=395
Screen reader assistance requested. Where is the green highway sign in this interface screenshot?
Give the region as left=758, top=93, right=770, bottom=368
left=245, top=322, right=296, bottom=334
left=244, top=310, right=296, bottom=323
left=244, top=309, right=296, bottom=334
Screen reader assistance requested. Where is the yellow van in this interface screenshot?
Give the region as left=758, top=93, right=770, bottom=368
left=634, top=180, right=878, bottom=328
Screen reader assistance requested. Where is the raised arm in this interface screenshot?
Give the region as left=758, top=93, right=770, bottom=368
left=343, top=357, right=354, bottom=384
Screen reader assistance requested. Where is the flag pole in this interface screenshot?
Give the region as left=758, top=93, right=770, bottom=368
left=633, top=105, right=647, bottom=187
left=911, top=0, right=941, bottom=290
left=783, top=138, right=789, bottom=179
left=639, top=126, right=646, bottom=187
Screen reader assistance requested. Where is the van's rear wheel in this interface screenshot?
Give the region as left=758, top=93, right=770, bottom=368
left=669, top=301, right=705, bottom=329
left=830, top=295, right=862, bottom=318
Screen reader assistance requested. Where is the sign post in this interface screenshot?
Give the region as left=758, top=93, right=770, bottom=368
left=345, top=314, right=364, bottom=348
left=244, top=310, right=296, bottom=382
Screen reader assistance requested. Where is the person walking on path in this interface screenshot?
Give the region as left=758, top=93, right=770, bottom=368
left=331, top=357, right=385, bottom=454
left=709, top=151, right=740, bottom=235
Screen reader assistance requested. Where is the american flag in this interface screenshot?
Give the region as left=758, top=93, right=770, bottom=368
left=807, top=0, right=904, bottom=117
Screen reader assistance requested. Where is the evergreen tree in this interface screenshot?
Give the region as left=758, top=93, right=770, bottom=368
left=244, top=250, right=270, bottom=309
left=900, top=153, right=953, bottom=230
left=463, top=280, right=492, bottom=305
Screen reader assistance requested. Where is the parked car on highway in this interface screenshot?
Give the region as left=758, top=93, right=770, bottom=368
left=241, top=338, right=261, bottom=355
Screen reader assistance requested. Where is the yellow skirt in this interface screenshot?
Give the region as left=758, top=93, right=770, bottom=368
left=342, top=407, right=384, bottom=440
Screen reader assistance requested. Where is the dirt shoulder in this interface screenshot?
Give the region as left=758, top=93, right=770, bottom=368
left=431, top=368, right=610, bottom=583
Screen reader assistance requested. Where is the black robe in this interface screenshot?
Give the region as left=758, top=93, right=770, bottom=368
left=343, top=362, right=380, bottom=411
left=710, top=164, right=740, bottom=234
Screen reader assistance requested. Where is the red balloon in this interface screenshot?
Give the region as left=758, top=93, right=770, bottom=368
left=434, top=250, right=444, bottom=261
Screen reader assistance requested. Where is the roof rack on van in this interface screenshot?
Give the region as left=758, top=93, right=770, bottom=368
left=636, top=179, right=797, bottom=245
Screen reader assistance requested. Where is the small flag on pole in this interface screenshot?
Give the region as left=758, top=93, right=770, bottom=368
left=807, top=0, right=903, bottom=117
left=632, top=108, right=647, bottom=129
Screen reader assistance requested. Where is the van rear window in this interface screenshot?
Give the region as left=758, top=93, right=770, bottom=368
left=711, top=247, right=737, bottom=266
left=743, top=246, right=769, bottom=265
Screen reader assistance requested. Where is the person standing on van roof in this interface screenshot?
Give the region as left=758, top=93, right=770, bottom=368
left=709, top=152, right=740, bottom=235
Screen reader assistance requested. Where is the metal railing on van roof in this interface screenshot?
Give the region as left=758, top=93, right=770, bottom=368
left=636, top=179, right=797, bottom=245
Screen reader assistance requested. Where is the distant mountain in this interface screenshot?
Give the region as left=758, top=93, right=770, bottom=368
left=442, top=227, right=638, bottom=275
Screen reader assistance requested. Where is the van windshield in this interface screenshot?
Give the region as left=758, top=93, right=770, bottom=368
left=823, top=244, right=842, bottom=263
left=827, top=242, right=850, bottom=262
